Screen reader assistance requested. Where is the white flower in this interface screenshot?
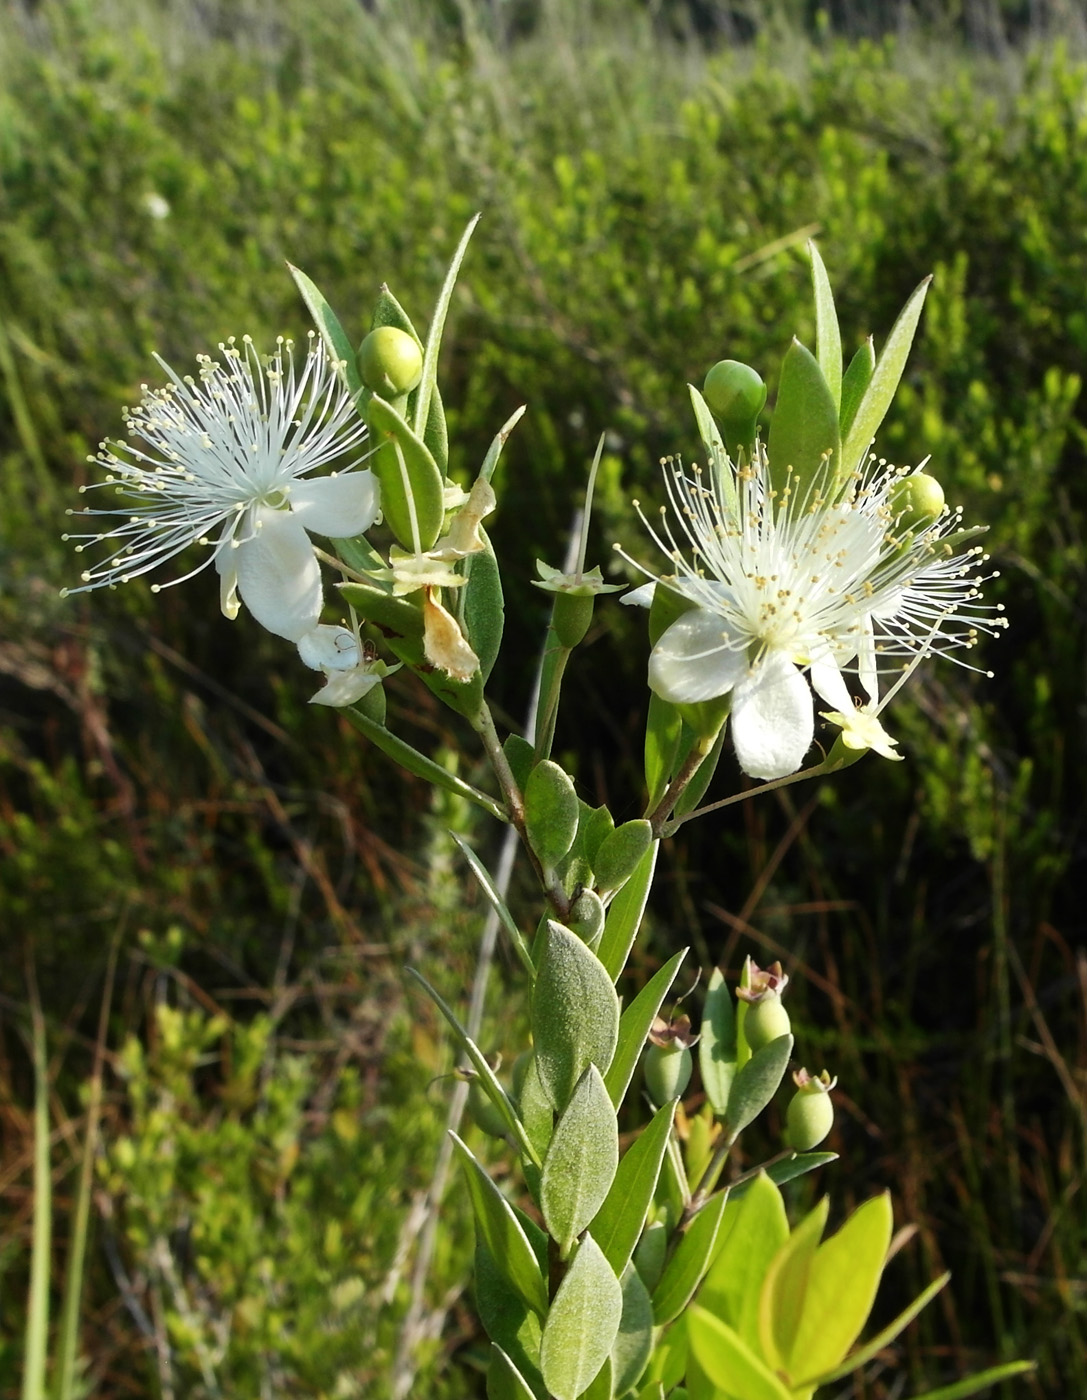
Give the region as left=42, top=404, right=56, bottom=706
left=63, top=334, right=379, bottom=642
left=297, top=624, right=400, bottom=707
left=621, top=446, right=1004, bottom=781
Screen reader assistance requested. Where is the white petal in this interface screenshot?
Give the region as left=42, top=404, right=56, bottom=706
left=234, top=507, right=323, bottom=641
left=309, top=668, right=382, bottom=707
left=648, top=609, right=748, bottom=704
left=215, top=552, right=241, bottom=620
left=297, top=624, right=360, bottom=672
left=809, top=652, right=853, bottom=713
left=621, top=582, right=656, bottom=608
left=731, top=651, right=814, bottom=780
left=289, top=470, right=380, bottom=538
left=857, top=619, right=878, bottom=704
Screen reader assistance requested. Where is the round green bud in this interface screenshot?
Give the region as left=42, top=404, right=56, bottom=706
left=743, top=992, right=791, bottom=1052
left=784, top=1079, right=835, bottom=1152
left=467, top=1080, right=509, bottom=1139
left=889, top=471, right=945, bottom=531
left=358, top=326, right=423, bottom=397
left=703, top=360, right=767, bottom=432
left=643, top=1043, right=693, bottom=1104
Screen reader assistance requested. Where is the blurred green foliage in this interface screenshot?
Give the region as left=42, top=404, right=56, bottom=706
left=1, top=0, right=1086, bottom=1395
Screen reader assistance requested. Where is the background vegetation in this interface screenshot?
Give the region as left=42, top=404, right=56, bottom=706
left=1, top=0, right=1084, bottom=1395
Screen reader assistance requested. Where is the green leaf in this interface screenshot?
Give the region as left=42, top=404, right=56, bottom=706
left=578, top=1358, right=614, bottom=1400
left=671, top=722, right=727, bottom=820
left=612, top=1265, right=655, bottom=1397
left=287, top=263, right=363, bottom=398
left=366, top=393, right=445, bottom=552
left=541, top=1066, right=619, bottom=1255
left=688, top=383, right=739, bottom=517
left=414, top=213, right=481, bottom=443
left=580, top=804, right=616, bottom=871
left=758, top=1196, right=829, bottom=1372
left=762, top=1152, right=837, bottom=1188
left=519, top=1053, right=555, bottom=1162
left=487, top=1344, right=543, bottom=1400
left=808, top=241, right=842, bottom=412
left=533, top=922, right=620, bottom=1112
left=409, top=970, right=540, bottom=1167
left=651, top=1188, right=730, bottom=1327
left=590, top=1100, right=677, bottom=1276
left=766, top=339, right=841, bottom=499
left=451, top=1133, right=549, bottom=1317
left=839, top=338, right=875, bottom=441
left=598, top=841, right=659, bottom=982
left=370, top=283, right=422, bottom=340
left=790, top=1192, right=893, bottom=1384
left=524, top=761, right=580, bottom=870
left=603, top=948, right=687, bottom=1109
left=724, top=1034, right=793, bottom=1135
left=840, top=276, right=932, bottom=477
left=476, top=1243, right=545, bottom=1397
left=540, top=1237, right=623, bottom=1400
left=687, top=1308, right=791, bottom=1400
left=343, top=707, right=504, bottom=822
left=635, top=1386, right=665, bottom=1400
left=908, top=1362, right=1036, bottom=1400
left=644, top=691, right=684, bottom=810
left=460, top=528, right=504, bottom=683
left=811, top=1271, right=950, bottom=1385
left=450, top=834, right=534, bottom=978
left=701, top=1172, right=789, bottom=1346
left=698, top=968, right=736, bottom=1117
left=503, top=734, right=536, bottom=794
left=594, top=819, right=654, bottom=894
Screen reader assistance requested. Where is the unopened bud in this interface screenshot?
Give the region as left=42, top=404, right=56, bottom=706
left=703, top=359, right=766, bottom=458
left=889, top=471, right=945, bottom=532
left=358, top=326, right=423, bottom=397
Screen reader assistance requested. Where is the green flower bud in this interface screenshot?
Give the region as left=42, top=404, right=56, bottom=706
left=889, top=470, right=945, bottom=532
left=741, top=991, right=791, bottom=1051
left=784, top=1067, right=837, bottom=1151
left=358, top=326, right=423, bottom=397
left=644, top=1043, right=693, bottom=1103
left=703, top=359, right=767, bottom=458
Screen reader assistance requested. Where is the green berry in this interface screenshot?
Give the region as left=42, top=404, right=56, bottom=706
left=358, top=326, right=423, bottom=397
left=643, top=1043, right=692, bottom=1104
left=743, top=992, right=791, bottom=1051
left=785, top=1082, right=835, bottom=1151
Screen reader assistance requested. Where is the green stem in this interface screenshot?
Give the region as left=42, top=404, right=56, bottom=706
left=532, top=637, right=571, bottom=764
left=683, top=1125, right=740, bottom=1225
left=663, top=756, right=836, bottom=834
left=646, top=738, right=713, bottom=836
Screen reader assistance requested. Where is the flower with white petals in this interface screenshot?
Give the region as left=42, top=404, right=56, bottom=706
left=620, top=446, right=1004, bottom=781
left=298, top=624, right=400, bottom=707
left=63, top=335, right=379, bottom=643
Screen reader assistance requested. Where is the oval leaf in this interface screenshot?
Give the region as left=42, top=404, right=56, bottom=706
left=593, top=819, right=654, bottom=893
left=524, top=761, right=580, bottom=870
left=451, top=1133, right=548, bottom=1317
left=687, top=1308, right=791, bottom=1400
left=612, top=1265, right=655, bottom=1397
left=541, top=1066, right=619, bottom=1255
left=476, top=1243, right=544, bottom=1395
left=758, top=1195, right=829, bottom=1372
left=651, top=1188, right=730, bottom=1327
left=533, top=922, right=619, bottom=1112
left=590, top=1099, right=677, bottom=1276
left=701, top=1171, right=789, bottom=1345
left=698, top=967, right=736, bottom=1117
left=366, top=393, right=445, bottom=551
left=598, top=841, right=659, bottom=981
left=487, top=1344, right=541, bottom=1400
left=540, top=1235, right=623, bottom=1400
left=461, top=528, right=504, bottom=683
left=766, top=338, right=841, bottom=499
left=724, top=1033, right=793, bottom=1136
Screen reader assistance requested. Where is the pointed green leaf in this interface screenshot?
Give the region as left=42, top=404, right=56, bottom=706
left=477, top=1244, right=544, bottom=1396
left=598, top=841, right=659, bottom=982
left=636, top=1386, right=665, bottom=1400
left=603, top=948, right=687, bottom=1109
left=809, top=242, right=842, bottom=412
left=907, top=1361, right=1036, bottom=1400
left=651, top=1188, right=730, bottom=1327
left=758, top=1196, right=829, bottom=1372
left=450, top=834, right=534, bottom=978
left=701, top=1171, right=789, bottom=1346
left=839, top=338, right=875, bottom=440
left=541, top=1066, right=619, bottom=1255
left=409, top=970, right=540, bottom=1166
left=524, top=761, right=580, bottom=870
left=366, top=394, right=445, bottom=552
left=790, top=1192, right=893, bottom=1383
left=414, top=213, right=481, bottom=443
left=540, top=1236, right=623, bottom=1400
left=591, top=1100, right=677, bottom=1276
left=344, top=708, right=504, bottom=821
left=645, top=691, right=684, bottom=809
left=811, top=1271, right=950, bottom=1386
left=672, top=722, right=727, bottom=820
left=762, top=1151, right=837, bottom=1188
left=451, top=1133, right=548, bottom=1317
left=370, top=283, right=422, bottom=340
left=766, top=339, right=840, bottom=499
left=840, top=276, right=932, bottom=476
left=612, top=1265, right=655, bottom=1397
left=460, top=528, right=504, bottom=683
left=687, top=1308, right=791, bottom=1400
left=724, top=1034, right=793, bottom=1135
left=519, top=1053, right=555, bottom=1162
left=487, top=1344, right=542, bottom=1400
left=578, top=1357, right=614, bottom=1400
left=287, top=263, right=363, bottom=398
left=698, top=968, right=736, bottom=1117
left=533, top=922, right=620, bottom=1112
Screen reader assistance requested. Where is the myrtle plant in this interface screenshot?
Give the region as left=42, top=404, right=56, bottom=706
left=64, top=221, right=1028, bottom=1400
